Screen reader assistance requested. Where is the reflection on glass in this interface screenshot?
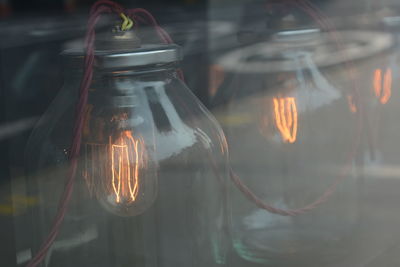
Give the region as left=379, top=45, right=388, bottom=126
left=215, top=29, right=362, bottom=265
left=373, top=68, right=392, bottom=105
left=272, top=97, right=298, bottom=144
left=347, top=95, right=357, bottom=113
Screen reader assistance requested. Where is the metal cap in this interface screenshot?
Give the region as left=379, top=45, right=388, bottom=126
left=61, top=44, right=183, bottom=70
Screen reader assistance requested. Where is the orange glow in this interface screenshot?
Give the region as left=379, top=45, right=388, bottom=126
left=110, top=131, right=143, bottom=204
left=382, top=68, right=392, bottom=104
left=273, top=97, right=298, bottom=143
left=209, top=64, right=225, bottom=97
left=347, top=95, right=357, bottom=113
left=373, top=68, right=392, bottom=104
left=373, top=69, right=382, bottom=99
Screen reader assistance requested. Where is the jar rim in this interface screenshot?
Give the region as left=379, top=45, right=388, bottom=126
left=61, top=44, right=183, bottom=70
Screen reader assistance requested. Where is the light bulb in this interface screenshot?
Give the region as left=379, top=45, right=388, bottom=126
left=83, top=109, right=157, bottom=217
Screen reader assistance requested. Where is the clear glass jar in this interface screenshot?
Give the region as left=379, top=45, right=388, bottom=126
left=22, top=44, right=229, bottom=267
left=213, top=29, right=371, bottom=265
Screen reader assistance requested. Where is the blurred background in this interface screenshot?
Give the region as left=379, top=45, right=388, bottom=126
left=2, top=0, right=400, bottom=266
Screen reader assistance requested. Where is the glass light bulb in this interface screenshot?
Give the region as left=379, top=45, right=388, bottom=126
left=83, top=112, right=158, bottom=216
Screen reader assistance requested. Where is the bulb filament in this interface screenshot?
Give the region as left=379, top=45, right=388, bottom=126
left=110, top=131, right=143, bottom=203
left=84, top=130, right=146, bottom=205
left=273, top=97, right=298, bottom=143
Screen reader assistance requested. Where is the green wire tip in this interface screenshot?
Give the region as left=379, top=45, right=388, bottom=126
left=119, top=13, right=134, bottom=31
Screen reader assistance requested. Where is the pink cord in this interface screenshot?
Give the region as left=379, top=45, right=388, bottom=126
left=229, top=0, right=363, bottom=216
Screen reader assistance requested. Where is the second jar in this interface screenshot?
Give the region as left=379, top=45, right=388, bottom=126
left=213, top=28, right=391, bottom=265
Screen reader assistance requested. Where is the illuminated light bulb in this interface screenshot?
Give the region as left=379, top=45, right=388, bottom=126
left=374, top=68, right=392, bottom=104
left=83, top=114, right=156, bottom=216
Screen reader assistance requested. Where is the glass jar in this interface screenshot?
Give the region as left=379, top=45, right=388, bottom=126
left=213, top=29, right=382, bottom=265
left=22, top=43, right=229, bottom=267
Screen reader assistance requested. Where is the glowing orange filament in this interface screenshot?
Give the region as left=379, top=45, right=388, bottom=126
left=110, top=131, right=141, bottom=204
left=374, top=68, right=392, bottom=105
left=273, top=97, right=298, bottom=143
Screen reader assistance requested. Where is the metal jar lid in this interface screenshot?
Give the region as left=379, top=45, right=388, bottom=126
left=62, top=43, right=183, bottom=70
